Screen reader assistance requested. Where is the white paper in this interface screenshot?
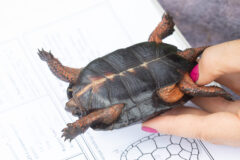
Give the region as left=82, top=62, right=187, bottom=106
left=0, top=0, right=240, bottom=159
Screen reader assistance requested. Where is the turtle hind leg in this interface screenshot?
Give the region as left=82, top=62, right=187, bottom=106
left=177, top=46, right=208, bottom=62
left=156, top=84, right=185, bottom=104
left=178, top=73, right=232, bottom=101
left=62, top=104, right=124, bottom=141
left=148, top=13, right=175, bottom=43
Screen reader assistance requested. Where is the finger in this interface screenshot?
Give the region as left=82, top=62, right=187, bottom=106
left=216, top=72, right=240, bottom=95
left=192, top=97, right=240, bottom=114
left=194, top=45, right=225, bottom=85
left=160, top=106, right=208, bottom=116
left=196, top=60, right=222, bottom=85
left=142, top=107, right=240, bottom=146
left=193, top=40, right=240, bottom=85
left=143, top=107, right=208, bottom=138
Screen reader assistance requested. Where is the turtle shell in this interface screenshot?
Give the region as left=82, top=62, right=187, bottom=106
left=72, top=42, right=194, bottom=130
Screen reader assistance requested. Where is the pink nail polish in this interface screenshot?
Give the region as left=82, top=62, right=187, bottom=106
left=141, top=126, right=158, bottom=133
left=190, top=64, right=199, bottom=82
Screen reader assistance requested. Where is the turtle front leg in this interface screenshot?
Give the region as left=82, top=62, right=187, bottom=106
left=178, top=73, right=232, bottom=101
left=148, top=13, right=175, bottom=43
left=62, top=104, right=124, bottom=141
left=38, top=49, right=82, bottom=84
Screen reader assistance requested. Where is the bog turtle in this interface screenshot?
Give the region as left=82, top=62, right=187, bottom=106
left=38, top=14, right=232, bottom=141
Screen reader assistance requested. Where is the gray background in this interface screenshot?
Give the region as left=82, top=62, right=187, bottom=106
left=158, top=0, right=240, bottom=47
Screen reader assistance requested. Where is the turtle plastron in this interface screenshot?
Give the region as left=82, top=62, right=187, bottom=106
left=37, top=13, right=232, bottom=141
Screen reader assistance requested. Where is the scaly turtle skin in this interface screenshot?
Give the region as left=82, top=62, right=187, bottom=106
left=38, top=14, right=232, bottom=141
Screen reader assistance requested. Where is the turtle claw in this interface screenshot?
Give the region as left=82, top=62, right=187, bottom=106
left=224, top=93, right=233, bottom=101
left=163, top=12, right=172, bottom=20
left=61, top=122, right=88, bottom=142
left=37, top=48, right=54, bottom=62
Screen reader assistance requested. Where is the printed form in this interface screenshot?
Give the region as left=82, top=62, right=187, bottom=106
left=0, top=0, right=239, bottom=159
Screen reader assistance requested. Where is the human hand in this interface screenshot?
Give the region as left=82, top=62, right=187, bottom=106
left=142, top=40, right=240, bottom=146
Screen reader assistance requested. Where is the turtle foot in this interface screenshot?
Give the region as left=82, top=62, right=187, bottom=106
left=37, top=48, right=54, bottom=62
left=61, top=122, right=88, bottom=142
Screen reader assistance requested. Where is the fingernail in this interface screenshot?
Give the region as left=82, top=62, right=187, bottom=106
left=190, top=64, right=199, bottom=82
left=141, top=126, right=158, bottom=133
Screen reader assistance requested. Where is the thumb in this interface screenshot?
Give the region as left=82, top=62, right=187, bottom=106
left=142, top=107, right=208, bottom=138
left=142, top=107, right=240, bottom=146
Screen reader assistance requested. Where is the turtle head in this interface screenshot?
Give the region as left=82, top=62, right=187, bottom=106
left=67, top=83, right=74, bottom=99
left=65, top=97, right=87, bottom=117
